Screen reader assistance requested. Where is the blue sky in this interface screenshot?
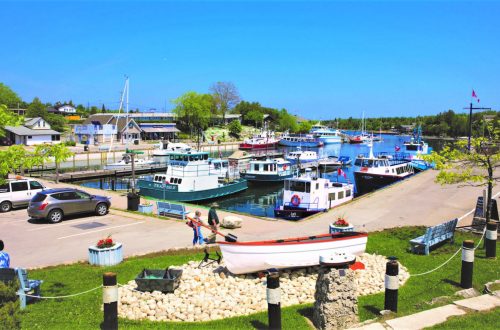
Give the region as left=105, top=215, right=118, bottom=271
left=1, top=1, right=499, bottom=119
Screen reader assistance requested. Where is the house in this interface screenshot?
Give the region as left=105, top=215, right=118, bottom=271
left=139, top=123, right=180, bottom=140
left=211, top=114, right=242, bottom=126
left=74, top=114, right=142, bottom=144
left=47, top=104, right=77, bottom=115
left=3, top=117, right=61, bottom=146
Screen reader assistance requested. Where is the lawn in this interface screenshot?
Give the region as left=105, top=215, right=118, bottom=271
left=19, top=227, right=499, bottom=329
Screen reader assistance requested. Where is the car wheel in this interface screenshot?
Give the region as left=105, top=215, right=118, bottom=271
left=0, top=201, right=12, bottom=212
left=96, top=203, right=108, bottom=216
left=47, top=209, right=63, bottom=223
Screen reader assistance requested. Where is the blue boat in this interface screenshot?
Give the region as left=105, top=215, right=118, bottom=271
left=279, top=133, right=323, bottom=147
left=137, top=151, right=248, bottom=202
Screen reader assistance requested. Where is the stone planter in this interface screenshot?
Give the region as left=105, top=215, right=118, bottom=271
left=329, top=224, right=354, bottom=234
left=88, top=243, right=123, bottom=266
left=138, top=204, right=153, bottom=214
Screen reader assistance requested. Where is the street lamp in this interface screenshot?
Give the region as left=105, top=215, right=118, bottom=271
left=463, top=103, right=491, bottom=151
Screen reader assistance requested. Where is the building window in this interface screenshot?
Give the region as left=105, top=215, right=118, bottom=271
left=51, top=135, right=60, bottom=141
left=28, top=136, right=32, bottom=139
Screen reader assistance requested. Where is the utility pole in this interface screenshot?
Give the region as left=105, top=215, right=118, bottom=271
left=464, top=103, right=491, bottom=151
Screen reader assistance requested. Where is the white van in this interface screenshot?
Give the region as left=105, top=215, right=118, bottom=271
left=0, top=179, right=47, bottom=212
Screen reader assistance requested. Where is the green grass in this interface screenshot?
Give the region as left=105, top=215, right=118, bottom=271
left=19, top=227, right=499, bottom=329
left=426, top=308, right=500, bottom=329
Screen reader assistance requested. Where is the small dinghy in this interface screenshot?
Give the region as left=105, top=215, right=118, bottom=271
left=218, top=232, right=367, bottom=274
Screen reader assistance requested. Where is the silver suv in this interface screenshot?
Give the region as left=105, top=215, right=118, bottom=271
left=28, top=188, right=111, bottom=223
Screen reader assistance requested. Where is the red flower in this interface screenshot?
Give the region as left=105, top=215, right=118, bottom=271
left=334, top=218, right=349, bottom=227
left=96, top=235, right=115, bottom=249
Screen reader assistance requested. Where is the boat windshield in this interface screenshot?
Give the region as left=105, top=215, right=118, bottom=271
left=285, top=180, right=310, bottom=192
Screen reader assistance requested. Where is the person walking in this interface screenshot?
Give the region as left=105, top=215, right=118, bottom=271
left=187, top=211, right=204, bottom=246
left=208, top=202, right=220, bottom=232
left=0, top=240, right=10, bottom=268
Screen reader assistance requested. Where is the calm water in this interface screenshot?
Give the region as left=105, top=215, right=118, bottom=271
left=78, top=134, right=445, bottom=218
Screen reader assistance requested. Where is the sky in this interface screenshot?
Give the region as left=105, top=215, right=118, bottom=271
left=1, top=1, right=499, bottom=119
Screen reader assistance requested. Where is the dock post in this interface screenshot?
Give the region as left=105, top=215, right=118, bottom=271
left=485, top=222, right=497, bottom=258
left=384, top=257, right=399, bottom=312
left=102, top=272, right=118, bottom=330
left=461, top=240, right=475, bottom=289
left=99, top=178, right=104, bottom=189
left=111, top=179, right=115, bottom=191
left=267, top=268, right=281, bottom=330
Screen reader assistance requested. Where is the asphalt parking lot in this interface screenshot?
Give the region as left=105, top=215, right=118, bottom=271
left=1, top=208, right=195, bottom=269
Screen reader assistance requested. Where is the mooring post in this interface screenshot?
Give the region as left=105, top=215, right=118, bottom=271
left=384, top=257, right=399, bottom=312
left=266, top=268, right=281, bottom=330
left=102, top=272, right=118, bottom=330
left=461, top=240, right=475, bottom=289
left=485, top=222, right=497, bottom=258
left=111, top=179, right=115, bottom=191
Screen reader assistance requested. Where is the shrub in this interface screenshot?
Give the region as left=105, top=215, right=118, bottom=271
left=64, top=141, right=76, bottom=147
left=228, top=120, right=242, bottom=137
left=0, top=280, right=20, bottom=329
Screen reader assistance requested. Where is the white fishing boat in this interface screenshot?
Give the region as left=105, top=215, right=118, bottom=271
left=239, top=124, right=279, bottom=150
left=286, top=147, right=318, bottom=165
left=152, top=141, right=192, bottom=164
left=104, top=153, right=156, bottom=170
left=274, top=169, right=354, bottom=220
left=218, top=231, right=368, bottom=274
left=208, top=158, right=229, bottom=178
left=240, top=158, right=293, bottom=182
left=310, top=123, right=342, bottom=144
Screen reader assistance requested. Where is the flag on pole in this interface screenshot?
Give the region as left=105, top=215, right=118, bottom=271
left=472, top=89, right=480, bottom=103
left=337, top=168, right=347, bottom=179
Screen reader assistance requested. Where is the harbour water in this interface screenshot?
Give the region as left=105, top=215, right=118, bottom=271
left=78, top=134, right=446, bottom=218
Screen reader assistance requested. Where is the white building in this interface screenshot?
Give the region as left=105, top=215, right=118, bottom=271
left=47, top=104, right=77, bottom=114
left=3, top=117, right=61, bottom=146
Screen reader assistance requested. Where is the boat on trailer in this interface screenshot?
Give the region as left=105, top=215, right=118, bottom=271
left=218, top=231, right=368, bottom=274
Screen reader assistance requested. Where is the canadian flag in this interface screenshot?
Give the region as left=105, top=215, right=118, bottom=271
left=472, top=89, right=480, bottom=103
left=337, top=168, right=347, bottom=179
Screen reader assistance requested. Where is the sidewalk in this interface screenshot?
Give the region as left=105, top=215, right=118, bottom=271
left=351, top=291, right=500, bottom=329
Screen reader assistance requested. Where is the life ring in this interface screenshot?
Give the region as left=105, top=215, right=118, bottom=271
left=291, top=194, right=301, bottom=206
left=283, top=164, right=288, bottom=170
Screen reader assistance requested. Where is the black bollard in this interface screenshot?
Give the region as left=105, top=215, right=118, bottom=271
left=460, top=240, right=475, bottom=289
left=384, top=258, right=399, bottom=312
left=267, top=268, right=281, bottom=330
left=103, top=272, right=118, bottom=330
left=111, top=179, right=115, bottom=191
left=485, top=222, right=497, bottom=258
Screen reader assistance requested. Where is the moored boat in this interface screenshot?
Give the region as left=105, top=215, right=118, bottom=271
left=274, top=169, right=354, bottom=220
left=279, top=134, right=324, bottom=148
left=104, top=153, right=157, bottom=170
left=239, top=127, right=279, bottom=150
left=285, top=147, right=318, bottom=165
left=152, top=141, right=192, bottom=164
left=137, top=150, right=248, bottom=202
left=310, top=123, right=342, bottom=144
left=240, top=158, right=293, bottom=182
left=218, top=231, right=368, bottom=274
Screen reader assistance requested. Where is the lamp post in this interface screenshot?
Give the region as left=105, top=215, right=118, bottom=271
left=464, top=103, right=491, bottom=151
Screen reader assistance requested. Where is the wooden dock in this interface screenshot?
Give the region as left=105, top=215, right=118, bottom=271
left=42, top=165, right=169, bottom=183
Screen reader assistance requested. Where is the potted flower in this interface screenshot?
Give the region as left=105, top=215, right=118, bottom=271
left=88, top=235, right=123, bottom=266
left=329, top=216, right=354, bottom=234
left=138, top=198, right=153, bottom=214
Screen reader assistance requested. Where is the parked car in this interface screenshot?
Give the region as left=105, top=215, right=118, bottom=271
left=0, top=178, right=47, bottom=212
left=28, top=188, right=111, bottom=223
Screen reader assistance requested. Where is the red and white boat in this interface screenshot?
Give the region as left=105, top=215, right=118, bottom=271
left=218, top=232, right=368, bottom=274
left=239, top=127, right=279, bottom=150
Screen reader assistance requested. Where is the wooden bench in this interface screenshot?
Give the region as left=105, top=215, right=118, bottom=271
left=0, top=268, right=43, bottom=309
left=157, top=201, right=189, bottom=220
left=410, top=218, right=458, bottom=255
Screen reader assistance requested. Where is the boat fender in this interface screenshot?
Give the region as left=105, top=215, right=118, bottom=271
left=291, top=194, right=301, bottom=206
left=283, top=164, right=288, bottom=170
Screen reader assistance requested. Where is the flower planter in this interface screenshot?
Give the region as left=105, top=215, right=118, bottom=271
left=138, top=204, right=153, bottom=214
left=135, top=268, right=183, bottom=293
left=329, top=224, right=354, bottom=234
left=88, top=243, right=123, bottom=266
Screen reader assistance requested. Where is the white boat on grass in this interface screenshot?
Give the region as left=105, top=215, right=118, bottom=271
left=218, top=231, right=368, bottom=274
left=104, top=153, right=157, bottom=170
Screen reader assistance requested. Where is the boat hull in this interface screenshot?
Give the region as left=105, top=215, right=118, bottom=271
left=218, top=232, right=368, bottom=274
left=273, top=207, right=324, bottom=220
left=137, top=178, right=248, bottom=202
left=354, top=171, right=408, bottom=195
left=240, top=172, right=293, bottom=182
left=278, top=139, right=323, bottom=147
left=318, top=136, right=342, bottom=144
left=239, top=142, right=278, bottom=150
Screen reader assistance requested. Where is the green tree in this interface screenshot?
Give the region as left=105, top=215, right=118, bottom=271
left=101, top=104, right=106, bottom=113
left=0, top=105, right=23, bottom=137
left=0, top=83, right=22, bottom=108
left=424, top=122, right=500, bottom=223
left=297, top=121, right=312, bottom=134
left=245, top=110, right=264, bottom=127
left=278, top=109, right=298, bottom=132
left=46, top=113, right=68, bottom=132
left=209, top=82, right=240, bottom=121
left=45, top=144, right=74, bottom=183
left=26, top=97, right=48, bottom=119
left=172, top=91, right=213, bottom=137
left=90, top=106, right=98, bottom=115
left=227, top=119, right=242, bottom=137
left=0, top=281, right=20, bottom=329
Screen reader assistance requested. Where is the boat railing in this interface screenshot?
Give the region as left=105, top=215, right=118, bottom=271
left=283, top=201, right=320, bottom=209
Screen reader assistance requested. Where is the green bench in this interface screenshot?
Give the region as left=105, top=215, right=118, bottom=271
left=409, top=218, right=458, bottom=255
